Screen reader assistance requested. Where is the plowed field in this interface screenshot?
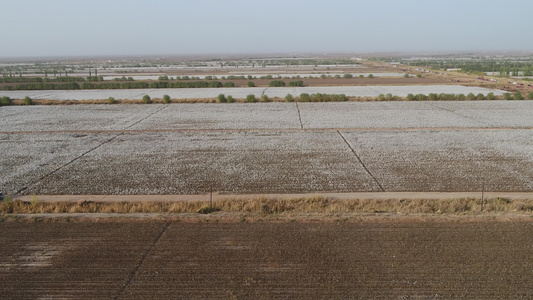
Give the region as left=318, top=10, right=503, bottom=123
left=1, top=218, right=532, bottom=299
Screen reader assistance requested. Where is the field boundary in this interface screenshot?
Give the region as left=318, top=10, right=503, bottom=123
left=13, top=192, right=533, bottom=203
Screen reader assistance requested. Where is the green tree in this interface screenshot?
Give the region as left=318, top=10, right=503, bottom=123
left=223, top=82, right=235, bottom=87
left=343, top=73, right=353, bottom=79
left=23, top=96, right=33, bottom=105
left=368, top=74, right=374, bottom=78
left=285, top=94, right=294, bottom=102
left=142, top=94, right=152, bottom=104
left=407, top=93, right=415, bottom=100
left=247, top=81, right=255, bottom=87
left=226, top=95, right=234, bottom=103
left=0, top=96, right=12, bottom=106
left=486, top=92, right=496, bottom=100
left=299, top=93, right=310, bottom=102
left=261, top=95, right=269, bottom=102
left=162, top=94, right=171, bottom=103
left=476, top=93, right=485, bottom=100
left=503, top=93, right=512, bottom=100
left=245, top=94, right=257, bottom=102
left=218, top=94, right=227, bottom=103
left=467, top=93, right=477, bottom=100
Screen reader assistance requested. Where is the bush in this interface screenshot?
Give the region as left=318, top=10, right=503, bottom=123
left=514, top=92, right=523, bottom=100
left=368, top=74, right=374, bottom=78
left=467, top=93, right=477, bottom=100
left=223, top=82, right=235, bottom=87
left=377, top=94, right=385, bottom=101
left=404, top=73, right=410, bottom=78
left=299, top=93, right=310, bottom=102
left=217, top=94, right=227, bottom=103
left=527, top=92, right=533, bottom=100
left=245, top=94, right=257, bottom=102
left=226, top=95, right=234, bottom=103
left=477, top=93, right=485, bottom=100
left=247, top=81, right=255, bottom=87
left=503, top=93, right=512, bottom=100
left=163, top=94, right=171, bottom=103
left=107, top=97, right=116, bottom=104
left=23, top=96, right=33, bottom=105
left=288, top=80, right=303, bottom=87
left=416, top=74, right=422, bottom=78
left=285, top=94, right=294, bottom=102
left=428, top=93, right=439, bottom=100
left=407, top=93, right=415, bottom=101
left=486, top=92, right=496, bottom=100
left=415, top=94, right=426, bottom=101
left=343, top=73, right=353, bottom=79
left=359, top=75, right=364, bottom=78
left=0, top=96, right=12, bottom=106
left=142, top=94, right=152, bottom=104
left=268, top=80, right=285, bottom=87
left=385, top=93, right=394, bottom=101
left=457, top=93, right=466, bottom=100
left=261, top=95, right=270, bottom=102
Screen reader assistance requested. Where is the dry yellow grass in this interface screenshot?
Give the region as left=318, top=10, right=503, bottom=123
left=1, top=196, right=532, bottom=215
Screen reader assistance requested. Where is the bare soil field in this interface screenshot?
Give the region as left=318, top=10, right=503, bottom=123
left=1, top=218, right=532, bottom=299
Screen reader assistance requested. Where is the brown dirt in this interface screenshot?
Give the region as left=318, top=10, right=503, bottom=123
left=1, top=218, right=532, bottom=299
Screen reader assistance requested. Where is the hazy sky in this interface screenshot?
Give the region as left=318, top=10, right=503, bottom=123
left=1, top=0, right=532, bottom=57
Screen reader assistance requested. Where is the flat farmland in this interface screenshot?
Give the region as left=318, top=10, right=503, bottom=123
left=1, top=220, right=532, bottom=299
left=0, top=85, right=505, bottom=100
left=1, top=101, right=533, bottom=195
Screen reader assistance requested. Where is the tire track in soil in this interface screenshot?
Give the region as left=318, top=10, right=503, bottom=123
left=113, top=223, right=171, bottom=300
left=295, top=102, right=304, bottom=129
left=15, top=105, right=169, bottom=195
left=337, top=130, right=385, bottom=192
left=260, top=87, right=269, bottom=97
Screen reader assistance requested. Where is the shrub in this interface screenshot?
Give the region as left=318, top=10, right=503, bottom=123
left=503, top=93, right=512, bottom=100
left=0, top=96, right=12, bottom=106
left=457, top=93, right=466, bottom=100
left=285, top=94, right=294, bottom=102
left=288, top=80, right=303, bottom=87
left=407, top=93, right=415, bottom=101
left=527, top=92, right=533, bottom=100
left=245, top=94, right=256, bottom=102
left=217, top=94, right=227, bottom=103
left=226, top=95, right=234, bottom=103
left=23, top=96, right=33, bottom=105
left=320, top=74, right=327, bottom=79
left=359, top=75, right=364, bottom=78
left=428, top=93, right=439, bottom=100
left=477, top=93, right=485, bottom=100
left=404, top=73, right=410, bottom=78
left=299, top=93, right=310, bottom=102
left=377, top=94, right=385, bottom=101
left=415, top=94, right=426, bottom=101
left=486, top=92, right=496, bottom=100
left=107, top=97, right=116, bottom=104
left=368, top=74, right=374, bottom=78
left=467, top=93, right=477, bottom=100
left=416, top=74, right=422, bottom=78
left=514, top=92, right=523, bottom=100
left=343, top=73, right=353, bottom=79
left=247, top=81, right=255, bottom=87
left=385, top=93, right=394, bottom=101
left=142, top=94, right=152, bottom=104
left=223, top=82, right=235, bottom=87
left=162, top=94, right=171, bottom=103
left=268, top=80, right=285, bottom=87
left=261, top=95, right=269, bottom=102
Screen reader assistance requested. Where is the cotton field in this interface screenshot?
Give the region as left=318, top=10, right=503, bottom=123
left=0, top=85, right=505, bottom=101
left=1, top=101, right=533, bottom=195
